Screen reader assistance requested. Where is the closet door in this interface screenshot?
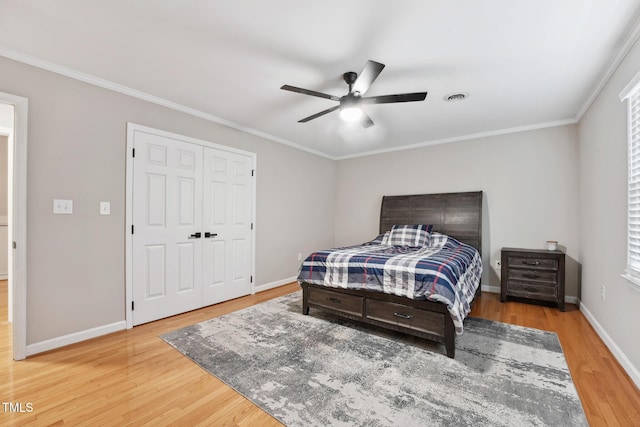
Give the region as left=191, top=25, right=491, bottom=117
left=129, top=125, right=254, bottom=326
left=201, top=148, right=253, bottom=306
left=131, top=130, right=203, bottom=326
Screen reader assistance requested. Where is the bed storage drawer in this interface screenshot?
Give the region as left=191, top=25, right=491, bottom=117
left=365, top=299, right=444, bottom=335
left=307, top=287, right=363, bottom=317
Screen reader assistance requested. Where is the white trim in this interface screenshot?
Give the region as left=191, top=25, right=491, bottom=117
left=254, top=276, right=297, bottom=294
left=619, top=68, right=640, bottom=101
left=580, top=303, right=640, bottom=391
left=0, top=46, right=581, bottom=162
left=125, top=124, right=134, bottom=330
left=481, top=285, right=500, bottom=294
left=0, top=275, right=7, bottom=280
left=250, top=164, right=257, bottom=295
left=0, top=46, right=332, bottom=160
left=620, top=273, right=640, bottom=292
left=480, top=285, right=579, bottom=305
left=335, top=118, right=578, bottom=160
left=25, top=321, right=126, bottom=357
left=565, top=295, right=579, bottom=305
left=0, top=92, right=28, bottom=361
left=580, top=13, right=640, bottom=116
left=125, top=123, right=257, bottom=328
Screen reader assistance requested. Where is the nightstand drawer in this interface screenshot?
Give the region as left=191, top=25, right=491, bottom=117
left=506, top=269, right=558, bottom=285
left=506, top=256, right=558, bottom=271
left=506, top=281, right=557, bottom=301
left=307, top=287, right=363, bottom=317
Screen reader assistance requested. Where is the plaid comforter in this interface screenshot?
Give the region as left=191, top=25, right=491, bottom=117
left=297, top=233, right=482, bottom=334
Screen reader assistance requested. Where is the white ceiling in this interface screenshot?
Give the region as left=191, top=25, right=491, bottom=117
left=1, top=1, right=640, bottom=159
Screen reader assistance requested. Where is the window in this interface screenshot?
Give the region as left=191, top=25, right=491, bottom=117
left=620, top=72, right=640, bottom=288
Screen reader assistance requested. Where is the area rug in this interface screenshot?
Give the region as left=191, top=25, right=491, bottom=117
left=161, top=292, right=588, bottom=426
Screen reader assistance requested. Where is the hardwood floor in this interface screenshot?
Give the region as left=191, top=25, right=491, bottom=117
left=1, top=282, right=639, bottom=426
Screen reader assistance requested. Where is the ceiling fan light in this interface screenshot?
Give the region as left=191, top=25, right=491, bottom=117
left=340, top=106, right=362, bottom=122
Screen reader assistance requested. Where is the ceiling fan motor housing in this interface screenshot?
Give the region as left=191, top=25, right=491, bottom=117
left=343, top=71, right=358, bottom=91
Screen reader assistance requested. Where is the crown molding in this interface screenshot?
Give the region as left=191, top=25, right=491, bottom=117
left=335, top=118, right=578, bottom=160
left=576, top=12, right=640, bottom=120
left=0, top=46, right=334, bottom=160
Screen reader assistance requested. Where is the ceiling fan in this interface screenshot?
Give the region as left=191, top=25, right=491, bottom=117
left=281, top=60, right=427, bottom=128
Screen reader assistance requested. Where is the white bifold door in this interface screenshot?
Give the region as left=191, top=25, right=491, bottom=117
left=130, top=127, right=253, bottom=326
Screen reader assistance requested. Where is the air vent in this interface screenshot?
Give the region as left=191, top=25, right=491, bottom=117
left=444, top=92, right=468, bottom=102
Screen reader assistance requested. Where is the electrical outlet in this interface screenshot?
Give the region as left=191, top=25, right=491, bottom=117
left=601, top=285, right=606, bottom=300
left=297, top=253, right=302, bottom=261
left=100, top=201, right=111, bottom=215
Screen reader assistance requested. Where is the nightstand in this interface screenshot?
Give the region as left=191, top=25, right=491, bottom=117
left=500, top=248, right=565, bottom=311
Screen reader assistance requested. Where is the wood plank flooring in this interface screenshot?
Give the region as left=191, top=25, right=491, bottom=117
left=1, top=281, right=639, bottom=426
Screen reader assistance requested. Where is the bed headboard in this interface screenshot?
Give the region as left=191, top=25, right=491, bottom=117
left=379, top=191, right=483, bottom=253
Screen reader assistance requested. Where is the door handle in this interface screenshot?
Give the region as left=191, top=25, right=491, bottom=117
left=204, top=232, right=218, bottom=238
left=188, top=232, right=202, bottom=239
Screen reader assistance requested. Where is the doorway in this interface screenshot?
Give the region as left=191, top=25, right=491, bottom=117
left=0, top=104, right=11, bottom=360
left=0, top=92, right=28, bottom=360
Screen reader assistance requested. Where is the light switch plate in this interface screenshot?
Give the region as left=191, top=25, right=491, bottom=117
left=53, top=199, right=73, bottom=214
left=100, top=201, right=111, bottom=215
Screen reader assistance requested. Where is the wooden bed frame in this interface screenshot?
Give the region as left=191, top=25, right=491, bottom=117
left=300, top=191, right=483, bottom=358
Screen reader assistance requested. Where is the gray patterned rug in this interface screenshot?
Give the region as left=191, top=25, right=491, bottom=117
left=161, top=292, right=587, bottom=426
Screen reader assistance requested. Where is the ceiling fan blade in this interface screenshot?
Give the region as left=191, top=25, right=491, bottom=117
left=281, top=85, right=340, bottom=101
left=361, top=92, right=428, bottom=104
left=360, top=111, right=374, bottom=128
left=298, top=105, right=340, bottom=123
left=351, top=60, right=385, bottom=95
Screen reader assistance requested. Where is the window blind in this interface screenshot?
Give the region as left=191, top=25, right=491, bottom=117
left=627, top=88, right=640, bottom=277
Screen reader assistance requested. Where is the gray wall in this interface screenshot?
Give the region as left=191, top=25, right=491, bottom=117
left=578, top=37, right=640, bottom=374
left=335, top=125, right=581, bottom=295
left=0, top=56, right=335, bottom=344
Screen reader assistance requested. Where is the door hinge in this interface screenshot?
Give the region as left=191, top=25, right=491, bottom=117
left=131, top=225, right=134, bottom=234
left=251, top=223, right=253, bottom=230
left=132, top=148, right=136, bottom=157
left=250, top=276, right=253, bottom=283
left=12, top=241, right=16, bottom=249
left=251, top=169, right=254, bottom=177
left=132, top=301, right=135, bottom=311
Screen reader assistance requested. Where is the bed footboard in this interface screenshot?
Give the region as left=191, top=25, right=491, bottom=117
left=300, top=282, right=456, bottom=358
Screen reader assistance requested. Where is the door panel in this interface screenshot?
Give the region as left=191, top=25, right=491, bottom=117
left=145, top=244, right=166, bottom=298
left=132, top=130, right=203, bottom=325
left=202, top=148, right=253, bottom=305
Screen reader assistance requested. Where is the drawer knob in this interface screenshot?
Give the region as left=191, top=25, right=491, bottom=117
left=522, top=273, right=540, bottom=279
left=522, top=260, right=540, bottom=266
left=327, top=297, right=342, bottom=304
left=394, top=312, right=413, bottom=320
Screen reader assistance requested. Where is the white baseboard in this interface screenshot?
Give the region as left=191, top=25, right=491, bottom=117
left=0, top=274, right=7, bottom=280
left=580, top=303, right=640, bottom=390
left=565, top=295, right=579, bottom=305
left=481, top=285, right=500, bottom=293
left=254, top=276, right=297, bottom=294
left=26, top=321, right=127, bottom=357
left=481, top=285, right=579, bottom=305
